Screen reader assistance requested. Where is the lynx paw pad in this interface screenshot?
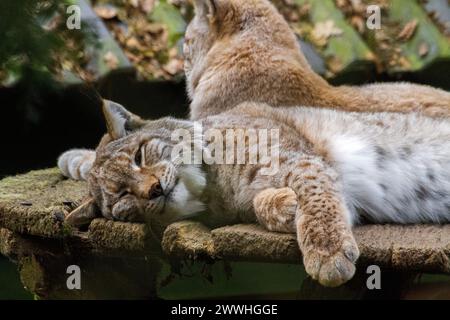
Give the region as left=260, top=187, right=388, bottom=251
left=303, top=239, right=359, bottom=287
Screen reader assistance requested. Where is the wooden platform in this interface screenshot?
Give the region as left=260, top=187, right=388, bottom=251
left=1, top=168, right=450, bottom=275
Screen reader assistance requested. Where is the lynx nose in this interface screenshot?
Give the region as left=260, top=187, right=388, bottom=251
left=148, top=181, right=163, bottom=200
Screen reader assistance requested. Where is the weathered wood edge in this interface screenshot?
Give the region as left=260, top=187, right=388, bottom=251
left=1, top=169, right=450, bottom=274
left=163, top=221, right=450, bottom=274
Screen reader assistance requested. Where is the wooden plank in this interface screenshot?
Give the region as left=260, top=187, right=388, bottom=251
left=1, top=168, right=450, bottom=274
left=0, top=168, right=153, bottom=254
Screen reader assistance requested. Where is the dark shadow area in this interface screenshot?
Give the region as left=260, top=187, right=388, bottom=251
left=0, top=74, right=189, bottom=178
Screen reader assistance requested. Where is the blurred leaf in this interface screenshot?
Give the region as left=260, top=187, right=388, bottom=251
left=397, top=19, right=418, bottom=42
left=150, top=0, right=186, bottom=47
left=0, top=0, right=94, bottom=86
left=94, top=4, right=118, bottom=20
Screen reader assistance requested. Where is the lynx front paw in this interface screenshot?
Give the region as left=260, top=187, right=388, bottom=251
left=253, top=187, right=297, bottom=233
left=303, top=237, right=359, bottom=287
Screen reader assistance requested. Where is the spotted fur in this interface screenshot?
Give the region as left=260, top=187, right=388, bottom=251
left=59, top=101, right=450, bottom=287
left=55, top=0, right=450, bottom=289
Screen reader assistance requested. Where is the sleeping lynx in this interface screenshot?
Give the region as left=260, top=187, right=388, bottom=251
left=60, top=100, right=450, bottom=287
left=56, top=0, right=450, bottom=288
left=186, top=0, right=450, bottom=120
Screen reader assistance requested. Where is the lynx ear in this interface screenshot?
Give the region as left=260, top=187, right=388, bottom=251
left=194, top=0, right=217, bottom=22
left=65, top=198, right=98, bottom=227
left=102, top=100, right=145, bottom=140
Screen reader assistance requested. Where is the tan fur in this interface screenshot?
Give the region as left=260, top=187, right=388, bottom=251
left=253, top=187, right=297, bottom=233
left=186, top=0, right=450, bottom=120
left=57, top=0, right=450, bottom=288
left=74, top=102, right=363, bottom=287
left=58, top=149, right=95, bottom=181
left=61, top=99, right=450, bottom=286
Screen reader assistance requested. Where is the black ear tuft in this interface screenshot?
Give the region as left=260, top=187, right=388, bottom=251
left=102, top=100, right=145, bottom=140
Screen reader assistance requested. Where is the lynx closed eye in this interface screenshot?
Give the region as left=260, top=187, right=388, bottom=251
left=148, top=182, right=163, bottom=200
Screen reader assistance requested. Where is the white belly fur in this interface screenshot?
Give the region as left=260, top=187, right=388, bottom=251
left=321, top=113, right=450, bottom=224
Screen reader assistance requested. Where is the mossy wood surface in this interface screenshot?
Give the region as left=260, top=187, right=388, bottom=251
left=1, top=169, right=450, bottom=274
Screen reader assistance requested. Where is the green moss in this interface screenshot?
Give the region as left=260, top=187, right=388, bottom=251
left=19, top=255, right=46, bottom=296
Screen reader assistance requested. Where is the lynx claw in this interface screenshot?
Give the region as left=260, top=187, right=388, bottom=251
left=303, top=239, right=360, bottom=287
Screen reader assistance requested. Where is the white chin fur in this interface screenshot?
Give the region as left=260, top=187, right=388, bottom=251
left=163, top=165, right=206, bottom=222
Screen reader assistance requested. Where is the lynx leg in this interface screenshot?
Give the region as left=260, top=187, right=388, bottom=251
left=253, top=187, right=297, bottom=233
left=287, top=158, right=360, bottom=287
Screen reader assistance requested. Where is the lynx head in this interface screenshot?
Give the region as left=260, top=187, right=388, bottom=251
left=184, top=0, right=298, bottom=98
left=67, top=101, right=206, bottom=231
